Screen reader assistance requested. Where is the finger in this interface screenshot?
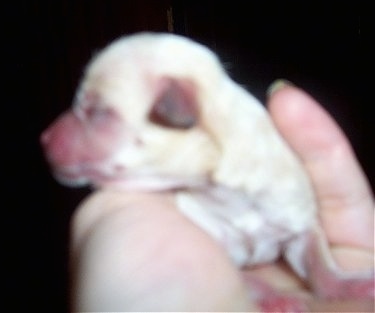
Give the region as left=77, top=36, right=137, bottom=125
left=267, top=82, right=374, bottom=251
left=70, top=190, right=252, bottom=311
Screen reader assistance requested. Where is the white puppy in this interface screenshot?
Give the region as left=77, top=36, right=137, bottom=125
left=41, top=32, right=374, bottom=305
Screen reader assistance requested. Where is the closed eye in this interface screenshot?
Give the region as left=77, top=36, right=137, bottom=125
left=148, top=78, right=198, bottom=129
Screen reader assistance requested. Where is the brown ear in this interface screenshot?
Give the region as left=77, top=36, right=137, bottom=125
left=148, top=78, right=198, bottom=129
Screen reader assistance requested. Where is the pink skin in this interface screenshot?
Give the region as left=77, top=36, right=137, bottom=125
left=40, top=100, right=125, bottom=183
left=40, top=111, right=93, bottom=167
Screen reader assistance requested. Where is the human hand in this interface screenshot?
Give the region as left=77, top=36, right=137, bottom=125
left=251, top=81, right=374, bottom=311
left=69, top=82, right=374, bottom=311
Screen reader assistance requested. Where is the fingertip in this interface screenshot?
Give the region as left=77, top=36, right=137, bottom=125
left=266, top=81, right=374, bottom=250
left=266, top=79, right=295, bottom=98
left=266, top=80, right=311, bottom=132
left=267, top=80, right=317, bottom=124
left=266, top=81, right=347, bottom=157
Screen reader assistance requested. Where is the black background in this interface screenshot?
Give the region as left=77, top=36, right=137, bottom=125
left=3, top=1, right=372, bottom=311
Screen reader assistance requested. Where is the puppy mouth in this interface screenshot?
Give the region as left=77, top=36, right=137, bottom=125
left=52, top=164, right=205, bottom=191
left=53, top=166, right=104, bottom=187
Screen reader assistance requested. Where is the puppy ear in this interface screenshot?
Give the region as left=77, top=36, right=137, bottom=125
left=148, top=78, right=198, bottom=129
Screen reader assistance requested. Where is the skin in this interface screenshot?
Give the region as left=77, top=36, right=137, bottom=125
left=69, top=83, right=374, bottom=311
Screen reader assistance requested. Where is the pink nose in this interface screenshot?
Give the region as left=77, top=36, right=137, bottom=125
left=40, top=127, right=52, bottom=146
left=40, top=111, right=81, bottom=166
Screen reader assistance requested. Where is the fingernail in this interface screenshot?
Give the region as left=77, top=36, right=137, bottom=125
left=266, top=79, right=294, bottom=97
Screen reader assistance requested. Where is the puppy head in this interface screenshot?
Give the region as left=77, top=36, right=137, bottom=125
left=41, top=33, right=224, bottom=190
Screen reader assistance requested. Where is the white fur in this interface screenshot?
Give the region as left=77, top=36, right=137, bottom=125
left=44, top=32, right=318, bottom=277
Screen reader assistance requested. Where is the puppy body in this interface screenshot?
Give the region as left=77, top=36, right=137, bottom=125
left=41, top=33, right=373, bottom=305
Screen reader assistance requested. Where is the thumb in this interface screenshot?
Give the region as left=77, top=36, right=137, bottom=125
left=266, top=81, right=374, bottom=252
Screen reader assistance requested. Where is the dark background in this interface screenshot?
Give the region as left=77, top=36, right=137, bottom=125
left=4, top=1, right=372, bottom=311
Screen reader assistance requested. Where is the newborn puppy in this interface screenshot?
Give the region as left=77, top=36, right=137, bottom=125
left=41, top=32, right=374, bottom=310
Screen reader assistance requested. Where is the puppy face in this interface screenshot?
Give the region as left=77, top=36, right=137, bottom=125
left=41, top=33, right=223, bottom=190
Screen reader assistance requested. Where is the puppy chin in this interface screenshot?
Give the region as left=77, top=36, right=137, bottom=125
left=53, top=170, right=90, bottom=188
left=91, top=174, right=207, bottom=192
